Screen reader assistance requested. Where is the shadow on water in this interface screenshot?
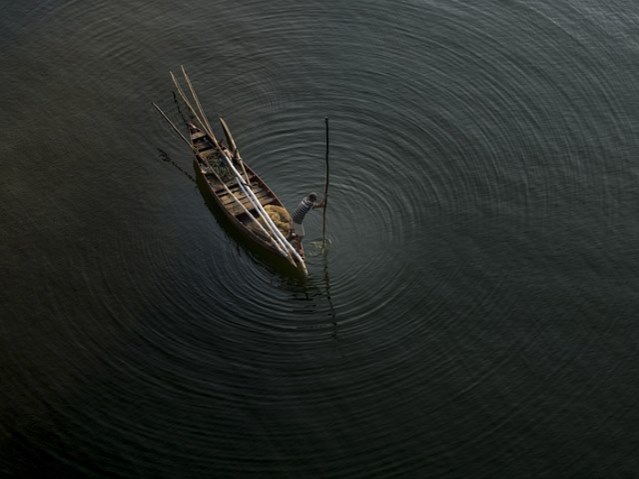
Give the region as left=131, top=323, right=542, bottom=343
left=154, top=92, right=198, bottom=181
left=157, top=148, right=195, bottom=182
left=283, top=238, right=341, bottom=351
left=172, top=91, right=196, bottom=126
left=322, top=245, right=339, bottom=341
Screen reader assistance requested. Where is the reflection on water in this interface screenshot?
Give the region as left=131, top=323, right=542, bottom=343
left=305, top=238, right=332, bottom=257
left=2, top=0, right=639, bottom=476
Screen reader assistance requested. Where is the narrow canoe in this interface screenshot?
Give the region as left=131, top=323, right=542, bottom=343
left=189, top=122, right=307, bottom=275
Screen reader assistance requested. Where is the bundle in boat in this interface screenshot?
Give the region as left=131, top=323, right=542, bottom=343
left=258, top=205, right=293, bottom=237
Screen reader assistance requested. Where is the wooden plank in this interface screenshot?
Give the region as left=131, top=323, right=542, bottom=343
left=198, top=145, right=215, bottom=155
left=220, top=189, right=269, bottom=206
left=228, top=196, right=275, bottom=217
left=216, top=182, right=237, bottom=196
left=199, top=153, right=215, bottom=163
left=215, top=176, right=259, bottom=195
left=205, top=173, right=224, bottom=188
left=259, top=195, right=274, bottom=206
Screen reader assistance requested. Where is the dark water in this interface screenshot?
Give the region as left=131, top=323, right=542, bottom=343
left=3, top=0, right=639, bottom=476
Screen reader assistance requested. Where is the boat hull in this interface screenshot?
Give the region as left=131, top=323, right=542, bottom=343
left=192, top=161, right=307, bottom=278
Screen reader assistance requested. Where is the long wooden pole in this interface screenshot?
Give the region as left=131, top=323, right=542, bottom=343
left=170, top=71, right=207, bottom=132
left=181, top=65, right=214, bottom=136
left=219, top=116, right=251, bottom=184
left=178, top=69, right=252, bottom=188
left=322, top=117, right=330, bottom=242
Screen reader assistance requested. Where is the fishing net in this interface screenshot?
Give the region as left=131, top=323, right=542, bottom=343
left=213, top=158, right=230, bottom=179
left=260, top=205, right=293, bottom=237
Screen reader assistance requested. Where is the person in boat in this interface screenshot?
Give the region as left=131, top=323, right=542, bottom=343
left=290, top=192, right=325, bottom=248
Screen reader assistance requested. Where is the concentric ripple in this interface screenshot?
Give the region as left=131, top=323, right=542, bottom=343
left=3, top=0, right=639, bottom=477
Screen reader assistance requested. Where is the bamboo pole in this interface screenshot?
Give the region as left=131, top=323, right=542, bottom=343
left=170, top=71, right=207, bottom=131
left=216, top=148, right=304, bottom=268
left=181, top=65, right=216, bottom=144
left=219, top=117, right=238, bottom=152
left=171, top=70, right=227, bottom=168
left=193, top=150, right=287, bottom=256
left=219, top=116, right=252, bottom=185
left=228, top=160, right=305, bottom=270
left=178, top=69, right=251, bottom=186
left=207, top=168, right=286, bottom=255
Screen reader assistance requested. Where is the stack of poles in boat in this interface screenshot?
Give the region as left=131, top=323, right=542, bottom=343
left=153, top=103, right=281, bottom=250
left=160, top=66, right=306, bottom=272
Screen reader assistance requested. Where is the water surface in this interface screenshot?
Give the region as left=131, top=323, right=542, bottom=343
left=2, top=0, right=639, bottom=476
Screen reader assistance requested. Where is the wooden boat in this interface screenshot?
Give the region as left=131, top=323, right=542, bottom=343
left=154, top=67, right=308, bottom=276
left=189, top=121, right=307, bottom=275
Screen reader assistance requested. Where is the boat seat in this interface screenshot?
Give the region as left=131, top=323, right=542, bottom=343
left=214, top=176, right=258, bottom=194
left=221, top=188, right=268, bottom=206
left=228, top=195, right=274, bottom=217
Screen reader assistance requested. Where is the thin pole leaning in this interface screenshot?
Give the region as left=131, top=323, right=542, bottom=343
left=180, top=68, right=250, bottom=184
left=170, top=71, right=206, bottom=130
left=181, top=65, right=214, bottom=135
left=175, top=69, right=252, bottom=193
left=219, top=116, right=252, bottom=185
